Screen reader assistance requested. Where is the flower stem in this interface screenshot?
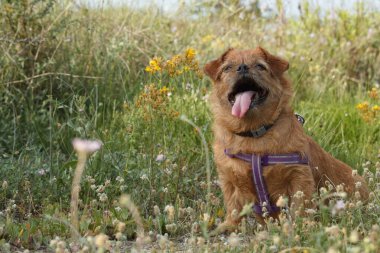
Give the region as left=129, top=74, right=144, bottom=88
left=70, top=152, right=88, bottom=239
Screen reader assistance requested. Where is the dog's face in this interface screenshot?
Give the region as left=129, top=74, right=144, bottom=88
left=205, top=47, right=291, bottom=122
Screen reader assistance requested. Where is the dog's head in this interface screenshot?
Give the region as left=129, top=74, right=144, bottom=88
left=205, top=47, right=292, bottom=128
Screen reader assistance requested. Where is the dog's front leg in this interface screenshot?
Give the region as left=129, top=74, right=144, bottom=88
left=218, top=179, right=242, bottom=232
left=286, top=166, right=316, bottom=218
left=216, top=173, right=256, bottom=233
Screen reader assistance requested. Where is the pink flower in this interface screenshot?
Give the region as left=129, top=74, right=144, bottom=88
left=155, top=154, right=166, bottom=162
left=332, top=200, right=346, bottom=216
left=37, top=169, right=47, bottom=176
left=335, top=200, right=345, bottom=209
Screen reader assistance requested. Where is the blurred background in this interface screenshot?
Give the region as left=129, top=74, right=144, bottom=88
left=79, top=0, right=380, bottom=15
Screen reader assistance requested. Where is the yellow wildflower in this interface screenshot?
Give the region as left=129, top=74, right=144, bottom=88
left=159, top=86, right=169, bottom=94
left=201, top=34, right=214, bottom=44
left=171, top=54, right=182, bottom=65
left=171, top=111, right=180, bottom=118
left=208, top=216, right=215, bottom=228
left=372, top=105, right=380, bottom=112
left=166, top=59, right=176, bottom=69
left=144, top=49, right=201, bottom=77
left=216, top=208, right=224, bottom=218
left=145, top=57, right=162, bottom=73
left=184, top=48, right=196, bottom=62
left=166, top=59, right=177, bottom=76
left=135, top=84, right=177, bottom=120
left=122, top=102, right=129, bottom=110
left=356, top=102, right=369, bottom=111
left=368, top=87, right=378, bottom=99
left=4, top=4, right=14, bottom=13
left=362, top=114, right=372, bottom=122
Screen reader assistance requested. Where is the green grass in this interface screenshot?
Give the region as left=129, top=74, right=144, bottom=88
left=0, top=0, right=380, bottom=252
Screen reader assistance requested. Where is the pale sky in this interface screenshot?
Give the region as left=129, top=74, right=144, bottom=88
left=77, top=0, right=380, bottom=16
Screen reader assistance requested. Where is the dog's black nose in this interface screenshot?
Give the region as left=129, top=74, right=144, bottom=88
left=237, top=64, right=249, bottom=74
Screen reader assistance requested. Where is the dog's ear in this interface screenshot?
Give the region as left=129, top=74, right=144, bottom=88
left=257, top=47, right=289, bottom=75
left=204, top=48, right=234, bottom=81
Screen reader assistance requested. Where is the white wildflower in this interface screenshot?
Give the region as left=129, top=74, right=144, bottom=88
left=115, top=232, right=123, bottom=240
left=164, top=205, right=175, bottom=222
left=98, top=193, right=108, bottom=202
left=37, top=169, right=46, bottom=176
left=72, top=138, right=102, bottom=154
left=203, top=213, right=210, bottom=223
left=96, top=185, right=105, bottom=193
left=331, top=200, right=346, bottom=216
left=272, top=235, right=281, bottom=245
left=116, top=176, right=124, bottom=183
left=94, top=233, right=108, bottom=248
left=197, top=237, right=205, bottom=246
left=305, top=209, right=317, bottom=215
left=153, top=205, right=161, bottom=216
left=165, top=223, right=177, bottom=233
left=294, top=191, right=305, bottom=199
left=2, top=181, right=8, bottom=189
left=158, top=234, right=168, bottom=249
left=325, top=225, right=340, bottom=236
left=228, top=232, right=240, bottom=247
left=349, top=230, right=359, bottom=243
left=116, top=222, right=126, bottom=232
left=276, top=196, right=287, bottom=208
left=155, top=154, right=166, bottom=162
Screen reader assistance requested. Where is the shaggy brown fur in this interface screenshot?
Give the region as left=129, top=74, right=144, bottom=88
left=204, top=47, right=369, bottom=230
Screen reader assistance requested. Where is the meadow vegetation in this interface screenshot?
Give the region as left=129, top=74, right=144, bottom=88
left=0, top=0, right=380, bottom=252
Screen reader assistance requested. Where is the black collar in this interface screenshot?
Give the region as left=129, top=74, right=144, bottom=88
left=235, top=124, right=273, bottom=138
left=234, top=113, right=305, bottom=138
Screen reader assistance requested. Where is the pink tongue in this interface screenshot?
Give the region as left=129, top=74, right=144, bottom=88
left=231, top=91, right=255, bottom=118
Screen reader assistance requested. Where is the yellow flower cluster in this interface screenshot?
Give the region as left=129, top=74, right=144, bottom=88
left=135, top=84, right=178, bottom=120
left=368, top=87, right=378, bottom=99
left=145, top=48, right=202, bottom=77
left=356, top=87, right=379, bottom=122
left=356, top=101, right=369, bottom=111
left=145, top=57, right=162, bottom=73
left=3, top=3, right=13, bottom=14
left=184, top=48, right=196, bottom=61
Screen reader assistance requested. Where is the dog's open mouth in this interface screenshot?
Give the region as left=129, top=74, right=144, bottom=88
left=227, top=77, right=268, bottom=118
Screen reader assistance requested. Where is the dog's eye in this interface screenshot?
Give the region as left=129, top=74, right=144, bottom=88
left=256, top=63, right=267, bottom=71
left=223, top=65, right=232, bottom=72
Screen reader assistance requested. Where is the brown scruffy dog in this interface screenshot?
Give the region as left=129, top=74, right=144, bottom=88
left=204, top=47, right=369, bottom=231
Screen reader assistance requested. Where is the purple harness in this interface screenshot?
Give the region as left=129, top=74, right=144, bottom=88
left=224, top=149, right=308, bottom=215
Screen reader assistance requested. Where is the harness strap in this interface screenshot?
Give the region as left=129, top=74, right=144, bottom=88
left=224, top=149, right=308, bottom=216
left=251, top=154, right=280, bottom=214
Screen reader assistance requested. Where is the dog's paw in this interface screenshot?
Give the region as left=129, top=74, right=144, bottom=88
left=210, top=220, right=238, bottom=236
